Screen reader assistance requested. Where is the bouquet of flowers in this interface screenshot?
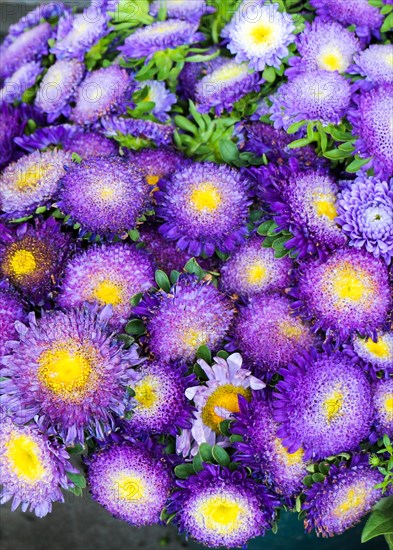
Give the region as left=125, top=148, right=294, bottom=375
left=0, top=0, right=392, bottom=548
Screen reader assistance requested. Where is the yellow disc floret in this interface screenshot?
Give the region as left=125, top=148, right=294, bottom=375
left=313, top=192, right=337, bottom=221
left=182, top=327, right=208, bottom=350
left=133, top=376, right=158, bottom=410
left=190, top=183, right=222, bottom=213
left=196, top=495, right=246, bottom=535
left=112, top=473, right=146, bottom=501
left=5, top=434, right=46, bottom=483
left=318, top=48, right=346, bottom=72
left=331, top=264, right=370, bottom=303
left=202, top=384, right=251, bottom=432
left=9, top=249, right=37, bottom=277
left=92, top=279, right=123, bottom=307
left=384, top=395, right=393, bottom=422
left=246, top=263, right=267, bottom=286
left=332, top=483, right=368, bottom=518
left=363, top=338, right=390, bottom=359
left=250, top=23, right=274, bottom=46
left=273, top=438, right=304, bottom=466
left=14, top=163, right=49, bottom=191
left=323, top=388, right=344, bottom=423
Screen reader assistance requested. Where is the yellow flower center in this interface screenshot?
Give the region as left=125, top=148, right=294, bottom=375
left=213, top=63, right=247, bottom=82
left=38, top=341, right=96, bottom=402
left=190, top=183, right=222, bottom=213
left=323, top=388, right=344, bottom=423
left=273, top=438, right=304, bottom=466
left=246, top=262, right=267, bottom=285
left=99, top=186, right=116, bottom=200
left=14, top=163, right=48, bottom=191
left=133, top=376, right=158, bottom=410
left=332, top=265, right=368, bottom=302
left=313, top=194, right=337, bottom=220
left=250, top=23, right=273, bottom=46
left=202, top=384, right=251, bottom=433
left=5, top=434, right=46, bottom=483
left=318, top=49, right=345, bottom=72
left=182, top=328, right=207, bottom=350
left=113, top=474, right=146, bottom=501
left=92, top=279, right=123, bottom=306
left=333, top=484, right=367, bottom=517
left=279, top=320, right=304, bottom=340
left=384, top=396, right=393, bottom=421
left=196, top=496, right=245, bottom=535
left=9, top=249, right=37, bottom=277
left=146, top=174, right=160, bottom=186
left=363, top=338, right=390, bottom=358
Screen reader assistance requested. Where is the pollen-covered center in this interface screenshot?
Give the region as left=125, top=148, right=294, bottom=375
left=38, top=340, right=97, bottom=402
left=9, top=249, right=37, bottom=276
left=181, top=327, right=208, bottom=350
left=318, top=48, right=345, bottom=72
left=197, top=495, right=246, bottom=535
left=363, top=338, right=390, bottom=358
left=246, top=262, right=267, bottom=285
left=331, top=264, right=369, bottom=302
left=250, top=23, right=274, bottom=46
left=113, top=473, right=146, bottom=501
left=5, top=434, right=46, bottom=483
left=313, top=192, right=337, bottom=220
left=146, top=174, right=160, bottom=186
left=323, top=388, right=344, bottom=423
left=279, top=320, right=304, bottom=340
left=14, top=163, right=49, bottom=191
left=274, top=438, right=304, bottom=466
left=190, top=183, right=222, bottom=213
left=213, top=63, right=247, bottom=82
left=202, top=384, right=251, bottom=432
left=133, top=376, right=159, bottom=410
left=384, top=395, right=393, bottom=420
left=333, top=483, right=367, bottom=518
left=92, top=279, right=123, bottom=306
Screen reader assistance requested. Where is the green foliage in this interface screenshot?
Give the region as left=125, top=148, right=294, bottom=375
left=257, top=220, right=296, bottom=259
left=362, top=496, right=393, bottom=549
left=369, top=435, right=393, bottom=494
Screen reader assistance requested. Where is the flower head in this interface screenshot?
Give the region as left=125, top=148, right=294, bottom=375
left=127, top=147, right=184, bottom=189
left=35, top=60, right=85, bottom=122
left=0, top=415, right=74, bottom=517
left=0, top=103, right=27, bottom=169
left=0, top=149, right=70, bottom=219
left=371, top=378, right=393, bottom=440
left=337, top=175, right=393, bottom=265
left=0, top=282, right=26, bottom=356
left=57, top=243, right=155, bottom=328
left=167, top=464, right=279, bottom=548
left=149, top=0, right=214, bottom=23
left=135, top=274, right=234, bottom=363
left=58, top=156, right=149, bottom=238
left=101, top=115, right=174, bottom=147
left=156, top=162, right=251, bottom=256
left=225, top=0, right=295, bottom=71
left=119, top=19, right=202, bottom=60
left=232, top=396, right=308, bottom=497
left=352, top=44, right=393, bottom=86
left=350, top=331, right=393, bottom=376
left=232, top=293, right=315, bottom=374
left=220, top=235, right=292, bottom=297
left=71, top=66, right=133, bottom=126
left=0, top=61, right=42, bottom=103
left=125, top=361, right=197, bottom=436
left=0, top=218, right=71, bottom=304
left=7, top=2, right=68, bottom=37
left=177, top=353, right=265, bottom=456
left=0, top=306, right=141, bottom=445
left=87, top=441, right=172, bottom=525
left=291, top=248, right=391, bottom=341
left=274, top=350, right=373, bottom=460
left=303, top=455, right=385, bottom=537
left=136, top=80, right=176, bottom=122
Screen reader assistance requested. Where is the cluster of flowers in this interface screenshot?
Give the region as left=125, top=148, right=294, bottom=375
left=0, top=0, right=392, bottom=548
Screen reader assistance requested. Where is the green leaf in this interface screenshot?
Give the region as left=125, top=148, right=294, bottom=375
left=346, top=156, right=372, bottom=173
left=155, top=269, right=171, bottom=292
left=219, top=139, right=239, bottom=164
left=212, top=445, right=231, bottom=467
left=67, top=472, right=86, bottom=489
left=361, top=506, right=393, bottom=543
left=381, top=12, right=393, bottom=33
left=197, top=345, right=212, bottom=364
left=288, top=137, right=311, bottom=149
left=303, top=475, right=314, bottom=487
left=125, top=319, right=145, bottom=336
left=170, top=270, right=180, bottom=284
left=312, top=473, right=325, bottom=483
left=262, top=66, right=276, bottom=83
left=219, top=419, right=231, bottom=436
left=267, top=222, right=280, bottom=236
left=174, top=115, right=197, bottom=134
left=35, top=206, right=47, bottom=214
left=71, top=152, right=82, bottom=163
left=257, top=220, right=276, bottom=236
left=128, top=229, right=140, bottom=241
left=199, top=443, right=214, bottom=463
left=287, top=120, right=306, bottom=135
left=193, top=453, right=204, bottom=473
left=324, top=148, right=352, bottom=160
left=318, top=462, right=331, bottom=475
left=184, top=258, right=205, bottom=279
left=130, top=292, right=143, bottom=307
left=229, top=434, right=243, bottom=443
left=174, top=463, right=195, bottom=479
left=272, top=235, right=290, bottom=251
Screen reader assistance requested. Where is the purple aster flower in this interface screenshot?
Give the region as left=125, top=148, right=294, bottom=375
left=0, top=149, right=70, bottom=220
left=58, top=156, right=149, bottom=238
left=350, top=331, right=393, bottom=377
left=303, top=455, right=385, bottom=537
left=124, top=360, right=197, bottom=436
left=119, top=19, right=202, bottom=60
left=0, top=103, right=27, bottom=169
left=0, top=306, right=141, bottom=446
left=150, top=0, right=214, bottom=23
left=176, top=353, right=265, bottom=457
left=287, top=19, right=359, bottom=76
left=351, top=44, right=393, bottom=86
left=178, top=48, right=220, bottom=101
left=8, top=2, right=69, bottom=37
left=349, top=84, right=393, bottom=179
left=64, top=130, right=118, bottom=158
left=134, top=274, right=234, bottom=363
left=136, top=80, right=176, bottom=122
left=156, top=162, right=251, bottom=257
left=232, top=396, right=308, bottom=497
left=35, top=60, right=85, bottom=122
left=270, top=70, right=351, bottom=130
left=0, top=218, right=71, bottom=304
left=57, top=243, right=155, bottom=328
left=337, top=176, right=393, bottom=265
left=371, top=379, right=393, bottom=440
left=310, top=0, right=383, bottom=42
left=195, top=58, right=261, bottom=115
left=0, top=61, right=42, bottom=104
left=224, top=0, right=295, bottom=71
left=101, top=116, right=174, bottom=147
left=291, top=249, right=391, bottom=342
left=127, top=147, right=184, bottom=188
left=0, top=282, right=26, bottom=356
left=264, top=167, right=346, bottom=260
left=0, top=414, right=75, bottom=517
left=51, top=8, right=109, bottom=61
left=71, top=66, right=133, bottom=126
left=167, top=464, right=279, bottom=548
left=274, top=349, right=373, bottom=460
left=220, top=235, right=292, bottom=297
left=87, top=441, right=172, bottom=525
left=231, top=293, right=316, bottom=375
left=0, top=23, right=52, bottom=79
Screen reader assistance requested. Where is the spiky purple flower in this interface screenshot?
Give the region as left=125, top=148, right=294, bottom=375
left=150, top=0, right=214, bottom=23
left=232, top=396, right=308, bottom=497
left=71, top=66, right=133, bottom=126
left=351, top=44, right=393, bottom=85
left=0, top=306, right=141, bottom=446
left=0, top=149, right=70, bottom=219
left=274, top=349, right=373, bottom=460
left=58, top=156, right=149, bottom=238
left=101, top=115, right=174, bottom=147
left=167, top=464, right=279, bottom=548
left=127, top=147, right=184, bottom=189
left=35, top=60, right=85, bottom=122
left=371, top=378, right=393, bottom=440
left=87, top=441, right=172, bottom=525
left=0, top=415, right=75, bottom=518
left=0, top=283, right=26, bottom=356
left=350, top=331, right=393, bottom=377
left=232, top=293, right=315, bottom=374
left=136, top=79, right=176, bottom=122
left=156, top=162, right=251, bottom=256
left=0, top=103, right=27, bottom=169
left=337, top=175, right=393, bottom=265
left=221, top=235, right=292, bottom=297
left=225, top=0, right=295, bottom=71
left=291, top=248, right=391, bottom=342
left=134, top=274, right=234, bottom=363
left=0, top=61, right=42, bottom=104
left=303, top=455, right=385, bottom=537
left=7, top=2, right=68, bottom=37
left=57, top=243, right=155, bottom=328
